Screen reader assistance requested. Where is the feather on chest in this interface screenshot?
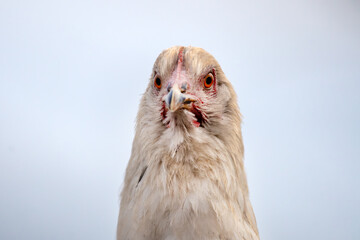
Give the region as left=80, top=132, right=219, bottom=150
left=123, top=130, right=242, bottom=239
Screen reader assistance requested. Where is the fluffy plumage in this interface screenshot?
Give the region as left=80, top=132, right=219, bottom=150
left=117, top=46, right=259, bottom=240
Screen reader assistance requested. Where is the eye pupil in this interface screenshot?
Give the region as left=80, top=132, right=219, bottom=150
left=206, top=77, right=212, bottom=85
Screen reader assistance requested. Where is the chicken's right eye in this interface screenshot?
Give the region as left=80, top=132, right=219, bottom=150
left=154, top=76, right=162, bottom=89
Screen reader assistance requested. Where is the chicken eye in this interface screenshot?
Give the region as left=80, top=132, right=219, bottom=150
left=204, top=73, right=214, bottom=88
left=154, top=76, right=162, bottom=89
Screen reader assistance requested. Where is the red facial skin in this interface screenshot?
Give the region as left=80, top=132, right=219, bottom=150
left=161, top=102, right=167, bottom=120
left=160, top=100, right=206, bottom=128
left=157, top=48, right=216, bottom=128
left=159, top=70, right=214, bottom=128
left=190, top=104, right=205, bottom=127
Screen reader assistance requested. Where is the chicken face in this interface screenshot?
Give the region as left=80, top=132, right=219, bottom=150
left=148, top=46, right=232, bottom=130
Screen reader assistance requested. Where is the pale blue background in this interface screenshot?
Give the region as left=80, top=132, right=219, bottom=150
left=0, top=0, right=359, bottom=239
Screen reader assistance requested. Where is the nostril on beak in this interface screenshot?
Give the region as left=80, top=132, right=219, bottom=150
left=180, top=83, right=187, bottom=93
left=167, top=85, right=172, bottom=93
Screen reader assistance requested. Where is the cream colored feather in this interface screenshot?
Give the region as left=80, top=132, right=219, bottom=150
left=117, top=46, right=259, bottom=240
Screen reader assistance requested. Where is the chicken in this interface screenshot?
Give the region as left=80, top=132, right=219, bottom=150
left=117, top=46, right=259, bottom=240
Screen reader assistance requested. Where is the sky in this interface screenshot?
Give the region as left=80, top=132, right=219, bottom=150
left=0, top=0, right=359, bottom=239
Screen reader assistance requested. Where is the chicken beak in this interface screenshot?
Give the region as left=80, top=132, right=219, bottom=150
left=165, top=84, right=185, bottom=112
left=163, top=84, right=197, bottom=112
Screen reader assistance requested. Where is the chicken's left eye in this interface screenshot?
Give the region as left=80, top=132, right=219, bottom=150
left=154, top=76, right=162, bottom=89
left=204, top=73, right=214, bottom=88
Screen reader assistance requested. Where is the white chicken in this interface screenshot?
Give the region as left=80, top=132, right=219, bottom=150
left=117, top=46, right=259, bottom=240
